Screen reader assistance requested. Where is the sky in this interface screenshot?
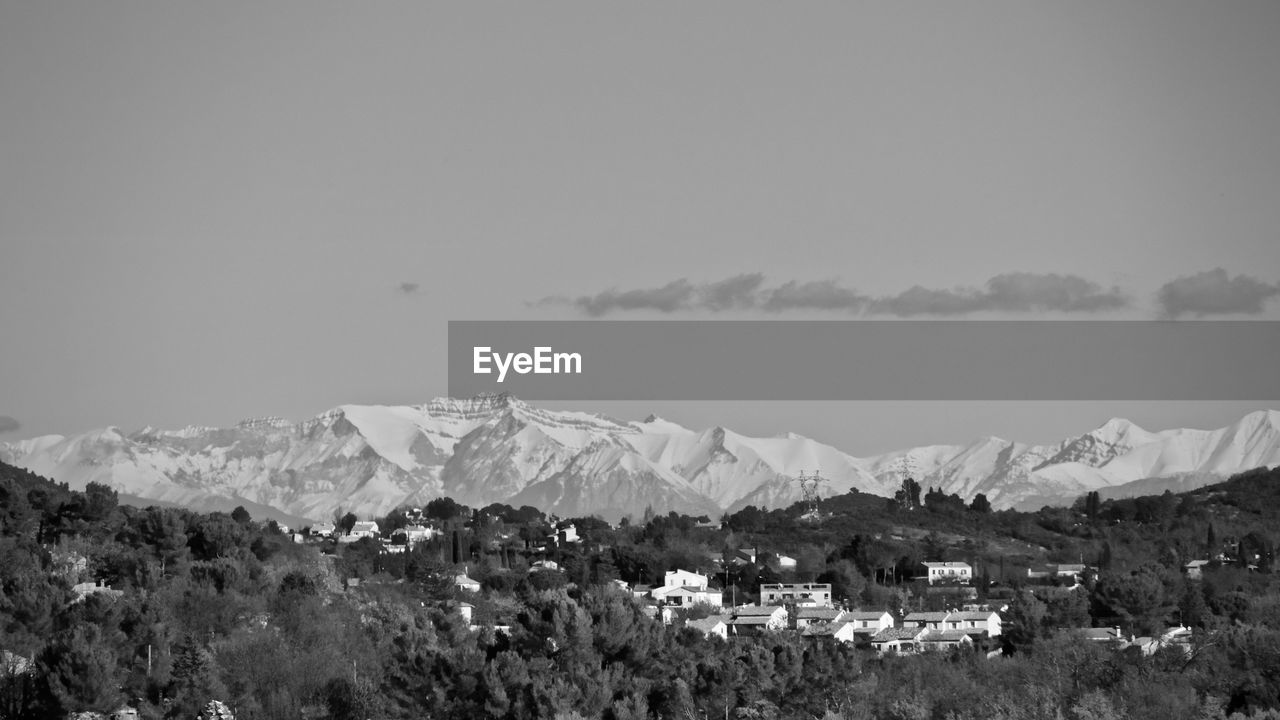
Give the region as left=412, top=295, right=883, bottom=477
left=1, top=1, right=1278, bottom=454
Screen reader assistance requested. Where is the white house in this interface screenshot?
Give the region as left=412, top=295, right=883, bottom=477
left=845, top=611, right=895, bottom=635
left=1134, top=626, right=1193, bottom=657
left=71, top=581, right=123, bottom=604
left=457, top=602, right=474, bottom=624
left=727, top=605, right=788, bottom=635
left=949, top=611, right=1001, bottom=638
left=557, top=525, right=579, bottom=544
left=686, top=615, right=729, bottom=640
left=311, top=522, right=336, bottom=538
left=401, top=525, right=435, bottom=544
left=348, top=521, right=379, bottom=539
left=529, top=560, right=561, bottom=573
left=759, top=583, right=834, bottom=607
left=919, top=630, right=974, bottom=651
left=920, top=561, right=972, bottom=585
left=870, top=627, right=929, bottom=655
left=663, top=569, right=709, bottom=589
left=650, top=569, right=721, bottom=607
left=905, top=610, right=1001, bottom=638
left=1184, top=559, right=1210, bottom=579
left=776, top=554, right=798, bottom=570
left=1027, top=563, right=1088, bottom=584
left=722, top=548, right=757, bottom=566
left=793, top=607, right=847, bottom=629
left=801, top=621, right=857, bottom=643
left=455, top=573, right=481, bottom=592
left=659, top=586, right=724, bottom=608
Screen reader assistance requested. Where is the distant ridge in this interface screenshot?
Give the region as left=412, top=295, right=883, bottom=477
left=3, top=397, right=1277, bottom=522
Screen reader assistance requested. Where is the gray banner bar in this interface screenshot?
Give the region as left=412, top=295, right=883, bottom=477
left=447, top=321, right=1280, bottom=401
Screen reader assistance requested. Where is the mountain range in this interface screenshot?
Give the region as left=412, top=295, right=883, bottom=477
left=2, top=395, right=1278, bottom=524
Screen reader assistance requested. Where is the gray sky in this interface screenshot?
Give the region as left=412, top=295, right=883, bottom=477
left=2, top=1, right=1278, bottom=453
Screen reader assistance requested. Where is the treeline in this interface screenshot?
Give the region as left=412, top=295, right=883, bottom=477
left=2, top=460, right=1280, bottom=719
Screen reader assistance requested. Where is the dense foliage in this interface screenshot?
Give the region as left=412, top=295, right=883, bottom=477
left=2, top=460, right=1280, bottom=719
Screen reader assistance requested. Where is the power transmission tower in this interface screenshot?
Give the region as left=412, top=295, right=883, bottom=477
left=893, top=455, right=919, bottom=485
left=795, top=470, right=824, bottom=522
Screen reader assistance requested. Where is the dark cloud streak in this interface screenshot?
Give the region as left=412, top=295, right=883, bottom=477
left=0, top=416, right=20, bottom=434
left=1157, top=268, right=1280, bottom=318
left=539, top=272, right=1134, bottom=317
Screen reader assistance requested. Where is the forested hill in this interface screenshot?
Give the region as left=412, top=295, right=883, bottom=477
left=2, top=460, right=1280, bottom=720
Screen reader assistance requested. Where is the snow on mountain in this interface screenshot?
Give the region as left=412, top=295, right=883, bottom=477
left=2, top=398, right=1279, bottom=521
left=510, top=440, right=723, bottom=522
left=625, top=424, right=888, bottom=510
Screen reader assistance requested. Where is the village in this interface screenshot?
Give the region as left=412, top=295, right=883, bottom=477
left=3, top=464, right=1277, bottom=720
left=293, top=504, right=1207, bottom=661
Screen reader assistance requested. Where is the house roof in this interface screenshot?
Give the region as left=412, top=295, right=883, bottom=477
left=729, top=615, right=779, bottom=626
left=1076, top=628, right=1122, bottom=641
left=687, top=616, right=728, bottom=633
left=796, top=607, right=844, bottom=621
left=846, top=610, right=892, bottom=620
left=922, top=630, right=973, bottom=643
left=871, top=627, right=927, bottom=642
left=733, top=605, right=784, bottom=617
left=950, top=611, right=997, bottom=621
left=802, top=621, right=853, bottom=638
left=921, top=561, right=970, bottom=568
left=905, top=612, right=950, bottom=622
left=455, top=574, right=480, bottom=586
left=351, top=521, right=378, bottom=532
left=667, top=585, right=720, bottom=595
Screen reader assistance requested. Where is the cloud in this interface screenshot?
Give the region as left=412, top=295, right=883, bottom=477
left=867, top=274, right=1129, bottom=316
left=700, top=273, right=766, bottom=311
left=762, top=280, right=868, bottom=312
left=539, top=272, right=1133, bottom=317
left=984, top=272, right=1129, bottom=313
left=0, top=416, right=20, bottom=434
left=396, top=282, right=422, bottom=295
left=867, top=285, right=986, bottom=316
left=574, top=279, right=698, bottom=316
left=1157, top=268, right=1280, bottom=318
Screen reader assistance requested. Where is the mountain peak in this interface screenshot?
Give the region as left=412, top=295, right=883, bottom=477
left=423, top=393, right=524, bottom=417
left=1231, top=409, right=1280, bottom=433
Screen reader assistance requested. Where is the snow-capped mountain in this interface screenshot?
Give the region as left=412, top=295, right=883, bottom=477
left=2, top=396, right=1278, bottom=522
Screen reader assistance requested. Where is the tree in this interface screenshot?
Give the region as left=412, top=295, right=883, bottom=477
left=1085, top=491, right=1101, bottom=519
left=893, top=477, right=922, bottom=511
left=168, top=635, right=228, bottom=719
left=426, top=497, right=466, bottom=522
left=338, top=512, right=358, bottom=535
left=325, top=676, right=380, bottom=720
left=1179, top=580, right=1208, bottom=628
left=1095, top=565, right=1175, bottom=635
left=1004, top=589, right=1047, bottom=648
left=969, top=493, right=992, bottom=514
left=38, top=625, right=123, bottom=715
left=82, top=482, right=118, bottom=523
left=230, top=506, right=251, bottom=524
